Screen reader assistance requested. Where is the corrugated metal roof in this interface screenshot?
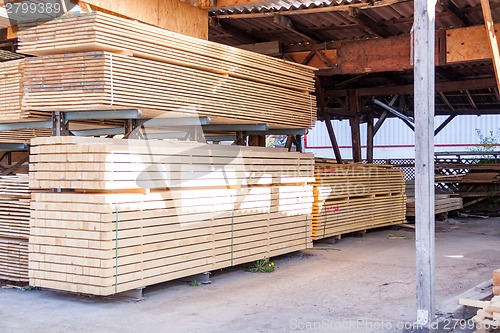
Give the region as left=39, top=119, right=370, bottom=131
left=211, top=0, right=369, bottom=14
left=210, top=0, right=500, bottom=45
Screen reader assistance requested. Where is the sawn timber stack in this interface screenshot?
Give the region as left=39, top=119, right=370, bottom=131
left=28, top=137, right=314, bottom=295
left=0, top=175, right=30, bottom=282
left=312, top=159, right=406, bottom=240
left=17, top=11, right=317, bottom=129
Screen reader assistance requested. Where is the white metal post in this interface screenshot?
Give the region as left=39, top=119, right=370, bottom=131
left=414, top=0, right=436, bottom=328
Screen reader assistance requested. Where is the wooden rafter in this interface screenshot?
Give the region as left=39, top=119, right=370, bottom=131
left=480, top=0, right=500, bottom=92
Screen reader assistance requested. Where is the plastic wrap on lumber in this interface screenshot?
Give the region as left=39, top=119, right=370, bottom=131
left=312, top=158, right=406, bottom=240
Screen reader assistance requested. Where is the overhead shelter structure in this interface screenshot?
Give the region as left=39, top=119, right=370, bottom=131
left=208, top=0, right=500, bottom=163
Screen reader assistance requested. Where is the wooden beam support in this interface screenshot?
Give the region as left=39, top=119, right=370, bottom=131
left=414, top=0, right=436, bottom=328
left=273, top=15, right=319, bottom=43
left=350, top=7, right=393, bottom=38
left=366, top=112, right=374, bottom=163
left=236, top=41, right=281, bottom=56
left=279, top=24, right=500, bottom=75
left=210, top=18, right=263, bottom=43
left=323, top=114, right=343, bottom=164
left=349, top=116, right=362, bottom=162
left=317, top=78, right=342, bottom=163
left=373, top=110, right=389, bottom=136
left=480, top=0, right=500, bottom=92
left=326, top=78, right=498, bottom=97
left=434, top=114, right=456, bottom=136
left=439, top=0, right=471, bottom=26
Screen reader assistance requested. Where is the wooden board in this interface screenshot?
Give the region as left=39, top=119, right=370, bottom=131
left=312, top=159, right=406, bottom=240
left=447, top=24, right=500, bottom=64
left=21, top=51, right=316, bottom=129
left=17, top=11, right=316, bottom=93
left=29, top=136, right=315, bottom=190
left=406, top=197, right=463, bottom=216
left=0, top=175, right=30, bottom=282
left=80, top=0, right=209, bottom=39
left=28, top=136, right=314, bottom=295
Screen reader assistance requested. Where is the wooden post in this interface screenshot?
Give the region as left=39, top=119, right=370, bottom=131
left=349, top=117, right=362, bottom=162
left=324, top=114, right=343, bottom=164
left=367, top=112, right=374, bottom=163
left=348, top=90, right=362, bottom=162
left=480, top=0, right=500, bottom=92
left=414, top=0, right=436, bottom=329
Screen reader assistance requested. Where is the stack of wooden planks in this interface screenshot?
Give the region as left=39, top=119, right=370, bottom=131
left=460, top=295, right=500, bottom=333
left=29, top=137, right=314, bottom=295
left=312, top=159, right=406, bottom=241
left=0, top=175, right=30, bottom=282
left=0, top=60, right=27, bottom=121
left=17, top=11, right=317, bottom=129
left=405, top=181, right=463, bottom=216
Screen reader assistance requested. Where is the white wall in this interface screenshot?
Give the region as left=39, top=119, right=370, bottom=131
left=305, top=115, right=500, bottom=159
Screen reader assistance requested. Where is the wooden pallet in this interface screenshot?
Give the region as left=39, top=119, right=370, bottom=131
left=29, top=136, right=315, bottom=295
left=0, top=175, right=30, bottom=282
left=312, top=160, right=406, bottom=241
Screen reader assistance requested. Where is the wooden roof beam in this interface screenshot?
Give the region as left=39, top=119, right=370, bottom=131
left=349, top=7, right=394, bottom=38
left=209, top=18, right=264, bottom=43
left=273, top=15, right=320, bottom=43
left=326, top=77, right=498, bottom=97
left=480, top=0, right=500, bottom=92
left=439, top=0, right=471, bottom=27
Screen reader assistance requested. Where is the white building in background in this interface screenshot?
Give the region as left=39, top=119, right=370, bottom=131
left=305, top=115, right=500, bottom=160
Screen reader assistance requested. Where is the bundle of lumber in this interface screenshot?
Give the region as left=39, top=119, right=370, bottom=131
left=406, top=195, right=463, bottom=216
left=405, top=181, right=463, bottom=217
left=29, top=137, right=314, bottom=295
left=17, top=11, right=317, bottom=129
left=29, top=136, right=315, bottom=190
left=22, top=52, right=315, bottom=128
left=0, top=60, right=26, bottom=121
left=0, top=59, right=50, bottom=121
left=494, top=269, right=500, bottom=296
left=312, top=159, right=406, bottom=240
left=0, top=175, right=30, bottom=282
left=460, top=296, right=500, bottom=333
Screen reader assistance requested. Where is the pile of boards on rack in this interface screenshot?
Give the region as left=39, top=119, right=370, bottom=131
left=405, top=181, right=463, bottom=217
left=28, top=137, right=314, bottom=295
left=0, top=175, right=30, bottom=282
left=312, top=159, right=406, bottom=241
left=8, top=11, right=317, bottom=130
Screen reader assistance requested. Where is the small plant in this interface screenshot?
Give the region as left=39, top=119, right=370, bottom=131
left=245, top=258, right=276, bottom=273
left=189, top=280, right=201, bottom=287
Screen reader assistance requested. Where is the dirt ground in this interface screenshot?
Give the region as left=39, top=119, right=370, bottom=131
left=1, top=216, right=499, bottom=333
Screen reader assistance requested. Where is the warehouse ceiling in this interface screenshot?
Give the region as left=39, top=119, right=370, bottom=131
left=208, top=0, right=500, bottom=118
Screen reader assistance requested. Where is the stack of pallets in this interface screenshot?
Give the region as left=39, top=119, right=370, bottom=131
left=312, top=159, right=406, bottom=240
left=0, top=175, right=30, bottom=282
left=17, top=11, right=317, bottom=129
left=28, top=137, right=314, bottom=295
